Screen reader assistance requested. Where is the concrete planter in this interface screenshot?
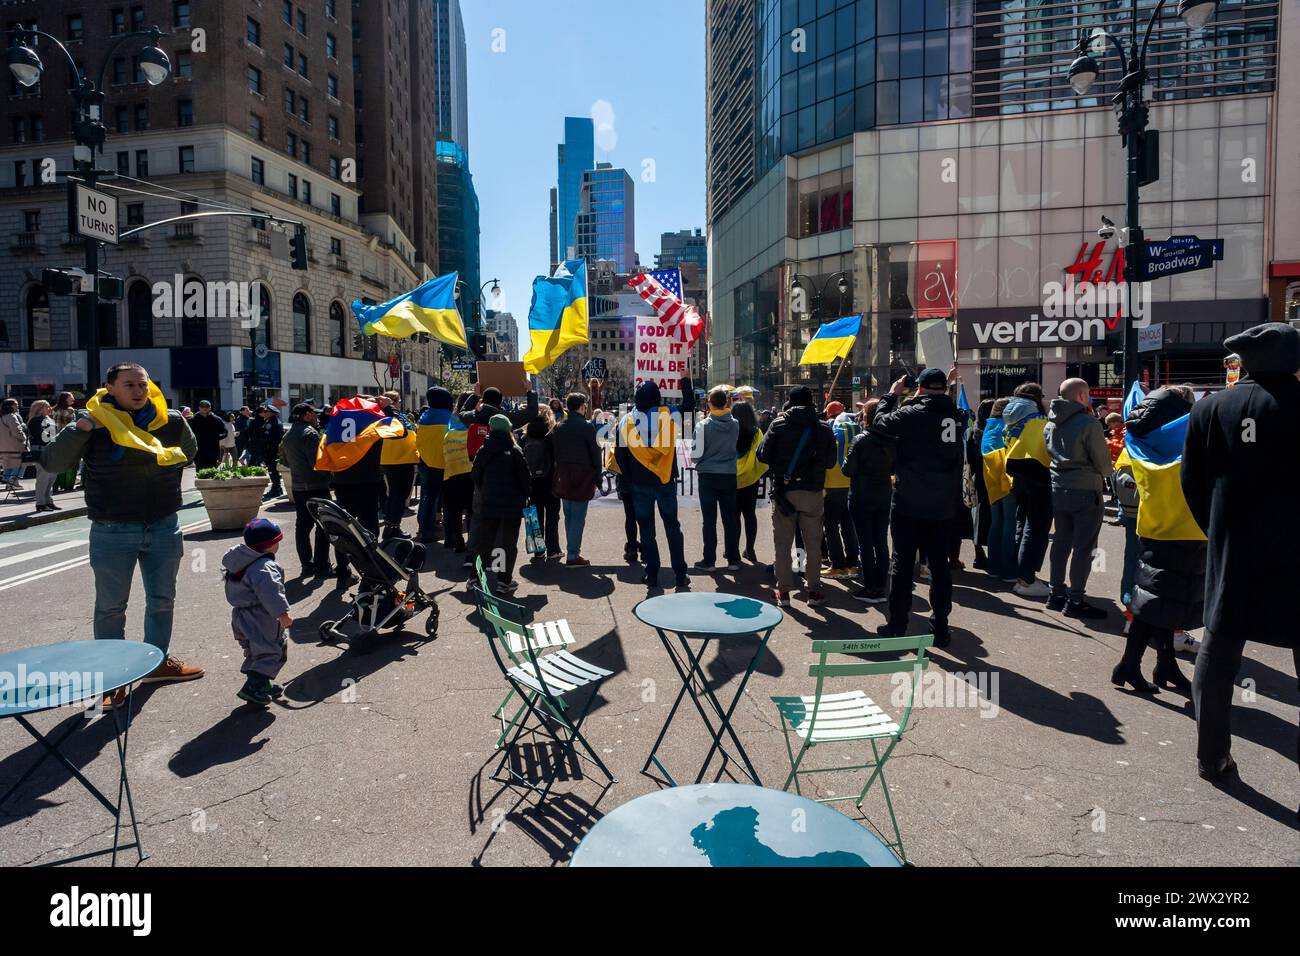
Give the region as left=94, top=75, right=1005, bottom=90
left=195, top=475, right=270, bottom=530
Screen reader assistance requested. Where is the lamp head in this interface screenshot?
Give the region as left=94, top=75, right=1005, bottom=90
left=1178, top=0, right=1217, bottom=31
left=6, top=41, right=42, bottom=88
left=1068, top=54, right=1099, bottom=95
left=138, top=43, right=171, bottom=86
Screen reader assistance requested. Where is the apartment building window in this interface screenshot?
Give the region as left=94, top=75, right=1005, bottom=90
left=302, top=141, right=313, bottom=166
left=284, top=88, right=295, bottom=114
left=292, top=294, right=311, bottom=353
left=329, top=302, right=344, bottom=356
left=282, top=1, right=292, bottom=26
left=329, top=156, right=339, bottom=179
left=248, top=65, right=262, bottom=94
left=330, top=237, right=341, bottom=256
left=297, top=53, right=308, bottom=79
left=115, top=107, right=129, bottom=133
left=24, top=210, right=40, bottom=233
left=178, top=145, right=195, bottom=174
left=251, top=156, right=265, bottom=185
left=325, top=0, right=336, bottom=19
left=134, top=104, right=148, bottom=131
left=126, top=203, right=144, bottom=226
left=287, top=173, right=298, bottom=200
left=13, top=160, right=26, bottom=188
left=130, top=6, right=144, bottom=31
left=287, top=132, right=297, bottom=158
left=326, top=74, right=338, bottom=100
left=330, top=193, right=340, bottom=216
left=325, top=33, right=336, bottom=59
left=283, top=43, right=294, bottom=69
left=111, top=9, right=126, bottom=35
left=112, top=58, right=126, bottom=85
left=246, top=17, right=261, bottom=47
left=135, top=149, right=148, bottom=176
left=302, top=180, right=312, bottom=205
left=327, top=115, right=339, bottom=140
left=175, top=51, right=192, bottom=78
left=249, top=112, right=263, bottom=142
left=31, top=117, right=43, bottom=142
left=173, top=2, right=191, bottom=29
left=251, top=208, right=267, bottom=229
left=298, top=97, right=309, bottom=123
left=117, top=151, right=130, bottom=175
left=296, top=9, right=307, bottom=36
left=67, top=15, right=84, bottom=41
left=131, top=55, right=144, bottom=84
left=12, top=118, right=27, bottom=143
left=177, top=99, right=193, bottom=127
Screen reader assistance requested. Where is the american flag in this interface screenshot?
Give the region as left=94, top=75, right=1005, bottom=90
left=627, top=269, right=703, bottom=346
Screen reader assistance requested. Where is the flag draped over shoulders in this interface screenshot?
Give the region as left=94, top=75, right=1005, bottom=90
left=620, top=408, right=677, bottom=484
left=1120, top=382, right=1204, bottom=542
left=86, top=381, right=188, bottom=467
left=980, top=418, right=1013, bottom=504
left=315, top=397, right=407, bottom=472
left=1004, top=413, right=1050, bottom=468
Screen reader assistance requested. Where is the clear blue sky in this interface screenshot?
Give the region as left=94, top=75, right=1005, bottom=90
left=460, top=1, right=706, bottom=345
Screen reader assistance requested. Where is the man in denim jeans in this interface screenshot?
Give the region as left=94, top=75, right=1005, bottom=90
left=42, top=363, right=202, bottom=709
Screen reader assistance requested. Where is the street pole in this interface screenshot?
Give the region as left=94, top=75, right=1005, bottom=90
left=1123, top=98, right=1143, bottom=394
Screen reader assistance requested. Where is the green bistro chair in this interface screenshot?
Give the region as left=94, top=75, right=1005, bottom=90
left=770, top=634, right=933, bottom=864
left=473, top=559, right=578, bottom=748
left=472, top=586, right=616, bottom=802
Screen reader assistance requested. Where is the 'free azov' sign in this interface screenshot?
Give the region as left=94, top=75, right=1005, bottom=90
left=72, top=184, right=119, bottom=245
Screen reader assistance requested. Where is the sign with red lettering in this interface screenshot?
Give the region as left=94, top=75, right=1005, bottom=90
left=911, top=240, right=957, bottom=319
left=634, top=316, right=687, bottom=401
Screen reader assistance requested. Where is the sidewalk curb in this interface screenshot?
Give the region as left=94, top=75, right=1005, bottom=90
left=0, top=506, right=91, bottom=534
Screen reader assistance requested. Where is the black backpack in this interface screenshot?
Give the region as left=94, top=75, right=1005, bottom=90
left=523, top=436, right=551, bottom=479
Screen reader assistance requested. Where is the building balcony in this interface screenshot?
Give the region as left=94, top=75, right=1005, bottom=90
left=13, top=232, right=41, bottom=253
left=172, top=223, right=201, bottom=242
left=333, top=255, right=351, bottom=273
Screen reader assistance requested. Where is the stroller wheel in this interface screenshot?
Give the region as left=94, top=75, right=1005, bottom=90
left=319, top=620, right=342, bottom=643
left=424, top=608, right=439, bottom=638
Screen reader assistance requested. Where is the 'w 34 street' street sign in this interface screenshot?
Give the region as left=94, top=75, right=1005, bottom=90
left=1136, top=235, right=1223, bottom=281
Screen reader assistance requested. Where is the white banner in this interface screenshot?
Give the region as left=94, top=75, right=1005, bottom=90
left=634, top=316, right=688, bottom=401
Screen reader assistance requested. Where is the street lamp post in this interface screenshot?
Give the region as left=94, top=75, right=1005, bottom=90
left=7, top=26, right=172, bottom=394
left=1064, top=0, right=1217, bottom=392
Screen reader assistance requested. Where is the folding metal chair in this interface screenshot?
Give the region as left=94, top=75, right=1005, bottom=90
left=473, top=586, right=616, bottom=801
left=771, top=634, right=933, bottom=864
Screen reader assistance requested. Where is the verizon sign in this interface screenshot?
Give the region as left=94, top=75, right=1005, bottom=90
left=959, top=313, right=1109, bottom=349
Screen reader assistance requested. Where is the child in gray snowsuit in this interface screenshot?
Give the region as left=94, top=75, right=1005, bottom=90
left=223, top=517, right=293, bottom=705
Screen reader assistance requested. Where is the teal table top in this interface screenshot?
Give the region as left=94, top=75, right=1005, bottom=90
left=571, top=783, right=901, bottom=867
left=0, top=641, right=162, bottom=717
left=633, top=592, right=783, bottom=637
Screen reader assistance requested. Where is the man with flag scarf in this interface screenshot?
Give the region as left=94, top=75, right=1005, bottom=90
left=615, top=380, right=689, bottom=590
left=1003, top=382, right=1053, bottom=597
left=1183, top=322, right=1300, bottom=786
left=42, top=362, right=203, bottom=708
left=415, top=386, right=454, bottom=543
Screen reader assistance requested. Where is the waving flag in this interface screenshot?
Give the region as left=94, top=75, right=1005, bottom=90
left=628, top=269, right=703, bottom=346
left=352, top=273, right=466, bottom=348
left=523, top=259, right=589, bottom=373
left=315, top=397, right=407, bottom=472
left=1119, top=381, right=1205, bottom=541
left=799, top=315, right=861, bottom=365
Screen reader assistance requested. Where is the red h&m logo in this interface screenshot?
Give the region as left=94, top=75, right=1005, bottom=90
left=1064, top=241, right=1125, bottom=286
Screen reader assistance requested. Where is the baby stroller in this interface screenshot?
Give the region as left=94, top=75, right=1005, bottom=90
left=307, top=498, right=439, bottom=650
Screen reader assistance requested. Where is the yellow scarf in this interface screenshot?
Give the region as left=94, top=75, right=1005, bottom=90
left=86, top=382, right=188, bottom=467
left=621, top=408, right=677, bottom=485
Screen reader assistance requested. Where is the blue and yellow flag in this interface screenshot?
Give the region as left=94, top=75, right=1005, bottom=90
left=799, top=315, right=860, bottom=365
left=522, top=259, right=588, bottom=373
left=620, top=407, right=677, bottom=485
left=825, top=413, right=860, bottom=490
left=1005, top=412, right=1050, bottom=469
left=416, top=406, right=451, bottom=470
left=1118, top=382, right=1205, bottom=541
left=352, top=272, right=467, bottom=348
left=315, top=397, right=407, bottom=472
left=442, top=416, right=471, bottom=479
left=86, top=381, right=188, bottom=467
left=980, top=418, right=1013, bottom=504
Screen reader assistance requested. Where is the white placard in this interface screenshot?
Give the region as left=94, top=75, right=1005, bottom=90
left=1137, top=323, right=1163, bottom=353
left=74, top=184, right=119, bottom=245
left=634, top=317, right=688, bottom=401
left=917, top=318, right=954, bottom=371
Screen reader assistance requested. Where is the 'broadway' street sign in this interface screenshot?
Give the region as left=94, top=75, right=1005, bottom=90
left=1137, top=235, right=1223, bottom=281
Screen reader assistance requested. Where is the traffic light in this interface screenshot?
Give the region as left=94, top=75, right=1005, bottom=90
left=289, top=225, right=308, bottom=271
left=469, top=332, right=488, bottom=360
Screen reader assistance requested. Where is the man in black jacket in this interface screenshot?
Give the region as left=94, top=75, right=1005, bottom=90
left=189, top=399, right=226, bottom=469
left=1183, top=322, right=1300, bottom=784
left=872, top=368, right=963, bottom=644
left=246, top=404, right=285, bottom=498
left=41, top=362, right=204, bottom=706
left=756, top=385, right=836, bottom=607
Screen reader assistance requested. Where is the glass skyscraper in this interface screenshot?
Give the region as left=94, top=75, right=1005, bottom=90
left=555, top=117, right=595, bottom=263
left=436, top=141, right=482, bottom=318
left=574, top=164, right=636, bottom=273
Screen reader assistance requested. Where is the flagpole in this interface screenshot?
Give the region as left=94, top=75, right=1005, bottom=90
left=827, top=353, right=849, bottom=400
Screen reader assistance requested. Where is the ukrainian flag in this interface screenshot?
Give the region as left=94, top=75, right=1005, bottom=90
left=351, top=272, right=467, bottom=348
left=416, top=406, right=451, bottom=470
left=522, top=259, right=588, bottom=374
left=315, top=397, right=408, bottom=472
left=980, top=418, right=1013, bottom=504
left=1005, top=412, right=1050, bottom=468
left=1118, top=382, right=1205, bottom=541
left=799, top=315, right=860, bottom=365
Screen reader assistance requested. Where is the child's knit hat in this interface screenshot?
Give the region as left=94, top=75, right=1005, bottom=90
left=243, top=517, right=283, bottom=551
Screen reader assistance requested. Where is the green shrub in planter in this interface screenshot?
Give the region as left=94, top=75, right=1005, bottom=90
left=196, top=465, right=269, bottom=481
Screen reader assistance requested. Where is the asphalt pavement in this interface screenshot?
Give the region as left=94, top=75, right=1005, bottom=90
left=0, top=490, right=1296, bottom=866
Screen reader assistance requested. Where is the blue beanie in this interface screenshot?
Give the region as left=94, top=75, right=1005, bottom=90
left=243, top=517, right=283, bottom=551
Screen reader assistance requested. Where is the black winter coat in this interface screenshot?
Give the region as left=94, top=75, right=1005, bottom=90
left=872, top=392, right=963, bottom=520
left=1182, top=372, right=1300, bottom=647
left=755, top=405, right=836, bottom=493
left=1131, top=536, right=1206, bottom=632
left=841, top=428, right=896, bottom=508
left=472, top=432, right=530, bottom=518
